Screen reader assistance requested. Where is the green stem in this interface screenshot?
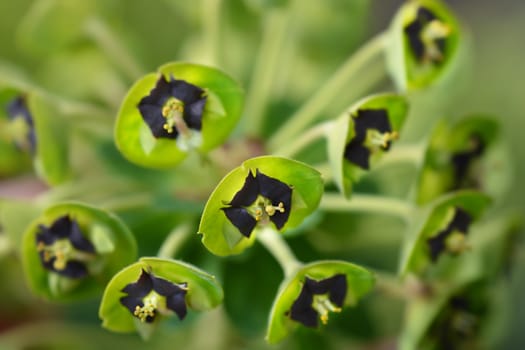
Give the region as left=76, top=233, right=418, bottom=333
left=84, top=17, right=143, bottom=81
left=378, top=143, right=426, bottom=169
left=157, top=224, right=193, bottom=259
left=320, top=193, right=414, bottom=222
left=374, top=270, right=407, bottom=299
left=244, top=7, right=291, bottom=137
left=268, top=31, right=388, bottom=151
left=202, top=0, right=222, bottom=66
left=257, top=227, right=302, bottom=277
left=98, top=192, right=153, bottom=212
left=275, top=121, right=332, bottom=158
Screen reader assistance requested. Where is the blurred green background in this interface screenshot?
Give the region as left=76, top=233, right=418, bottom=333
left=0, top=0, right=523, bottom=349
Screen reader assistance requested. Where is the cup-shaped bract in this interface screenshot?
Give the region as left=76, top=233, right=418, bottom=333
left=266, top=260, right=375, bottom=344
left=115, top=62, right=244, bottom=168
left=327, top=93, right=408, bottom=198
left=99, top=257, right=223, bottom=339
left=199, top=156, right=324, bottom=256
left=416, top=117, right=510, bottom=205
left=399, top=191, right=491, bottom=277
left=0, top=86, right=70, bottom=185
left=386, top=0, right=461, bottom=91
left=22, top=202, right=137, bottom=301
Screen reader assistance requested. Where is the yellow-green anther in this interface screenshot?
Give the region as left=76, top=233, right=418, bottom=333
left=445, top=230, right=470, bottom=254
left=422, top=20, right=451, bottom=61
left=312, top=294, right=342, bottom=325
left=134, top=294, right=159, bottom=323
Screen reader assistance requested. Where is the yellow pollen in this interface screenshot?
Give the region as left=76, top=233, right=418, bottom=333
left=255, top=208, right=263, bottom=221
left=313, top=295, right=342, bottom=325
left=265, top=202, right=285, bottom=216
left=161, top=98, right=186, bottom=135
left=133, top=295, right=158, bottom=323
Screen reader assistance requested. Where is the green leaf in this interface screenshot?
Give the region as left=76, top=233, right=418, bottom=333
left=327, top=93, right=409, bottom=198
left=21, top=202, right=137, bottom=301
left=399, top=191, right=491, bottom=277
left=416, top=116, right=511, bottom=205
left=99, top=257, right=223, bottom=334
left=28, top=93, right=71, bottom=185
left=266, top=260, right=375, bottom=344
left=198, top=156, right=324, bottom=256
left=115, top=62, right=244, bottom=168
left=386, top=0, right=461, bottom=91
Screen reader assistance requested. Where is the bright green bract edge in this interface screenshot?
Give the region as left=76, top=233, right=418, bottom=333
left=115, top=62, right=244, bottom=168
left=398, top=191, right=491, bottom=277
left=99, top=257, right=223, bottom=333
left=266, top=260, right=375, bottom=344
left=327, top=93, right=409, bottom=198
left=21, top=201, right=137, bottom=301
left=387, top=0, right=461, bottom=91
left=198, top=156, right=324, bottom=256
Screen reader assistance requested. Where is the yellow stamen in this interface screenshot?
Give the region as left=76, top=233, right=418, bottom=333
left=446, top=231, right=470, bottom=255
left=265, top=202, right=285, bottom=216
left=133, top=294, right=158, bottom=323
left=312, top=295, right=342, bottom=325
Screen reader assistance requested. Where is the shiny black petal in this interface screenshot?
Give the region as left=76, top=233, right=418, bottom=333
left=229, top=171, right=259, bottom=207
left=138, top=103, right=178, bottom=139
left=68, top=219, right=95, bottom=253
left=256, top=169, right=292, bottom=230
left=166, top=290, right=188, bottom=320
left=427, top=207, right=472, bottom=262
left=121, top=269, right=154, bottom=299
left=183, top=98, right=206, bottom=131
left=48, top=215, right=73, bottom=239
left=36, top=225, right=57, bottom=245
left=289, top=283, right=318, bottom=328
left=59, top=260, right=90, bottom=278
left=120, top=295, right=145, bottom=316
left=139, top=75, right=172, bottom=107
left=167, top=77, right=205, bottom=106
left=222, top=207, right=258, bottom=237
left=354, top=109, right=392, bottom=135
left=344, top=142, right=371, bottom=169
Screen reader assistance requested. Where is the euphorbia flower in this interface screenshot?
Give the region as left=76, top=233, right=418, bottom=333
left=289, top=274, right=347, bottom=328
left=138, top=75, right=207, bottom=144
left=404, top=6, right=451, bottom=64
left=222, top=169, right=292, bottom=238
left=344, top=108, right=398, bottom=170
left=120, top=269, right=188, bottom=323
left=36, top=215, right=96, bottom=279
left=5, top=95, right=36, bottom=153
left=427, top=207, right=472, bottom=262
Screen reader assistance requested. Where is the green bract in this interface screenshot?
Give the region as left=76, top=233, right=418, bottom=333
left=386, top=0, right=461, bottom=91
left=266, top=260, right=375, bottom=344
left=114, top=62, right=244, bottom=168
left=416, top=116, right=510, bottom=205
left=99, top=257, right=223, bottom=338
left=199, top=156, right=324, bottom=256
left=327, top=93, right=409, bottom=198
left=0, top=86, right=70, bottom=185
left=399, top=191, right=491, bottom=277
left=22, top=202, right=137, bottom=301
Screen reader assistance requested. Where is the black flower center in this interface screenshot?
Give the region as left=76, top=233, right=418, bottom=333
left=427, top=207, right=472, bottom=262
left=4, top=95, right=36, bottom=153
left=35, top=215, right=96, bottom=279
left=404, top=6, right=451, bottom=64
left=288, top=274, right=347, bottom=328
left=137, top=75, right=207, bottom=148
left=120, top=269, right=188, bottom=323
left=221, top=169, right=292, bottom=238
left=344, top=109, right=398, bottom=170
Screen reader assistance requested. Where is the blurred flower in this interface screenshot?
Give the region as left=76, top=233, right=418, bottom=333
left=427, top=207, right=472, bottom=262
left=36, top=215, right=96, bottom=279
left=222, top=169, right=292, bottom=237
left=5, top=95, right=36, bottom=153
left=404, top=6, right=451, bottom=64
